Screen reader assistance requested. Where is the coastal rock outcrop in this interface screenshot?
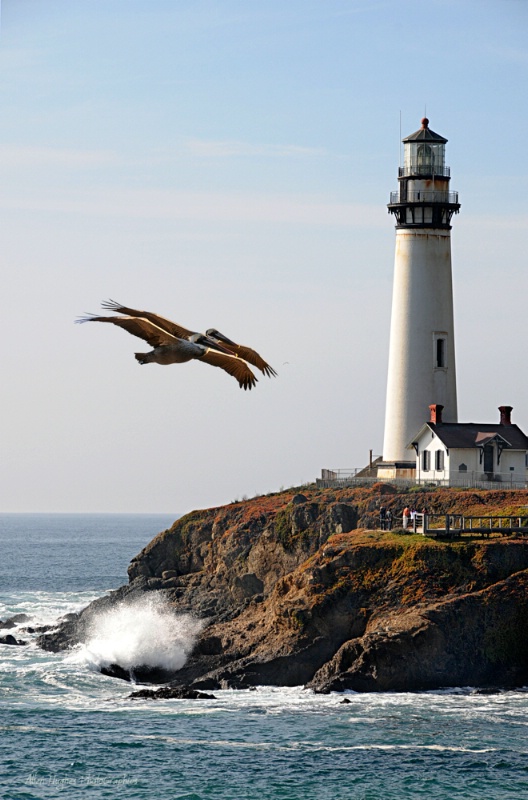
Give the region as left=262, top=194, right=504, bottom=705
left=38, top=486, right=528, bottom=691
left=129, top=686, right=216, bottom=700
left=0, top=634, right=27, bottom=646
left=100, top=663, right=183, bottom=684
left=0, top=614, right=30, bottom=630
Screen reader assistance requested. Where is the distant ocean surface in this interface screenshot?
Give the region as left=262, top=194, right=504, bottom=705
left=1, top=513, right=528, bottom=800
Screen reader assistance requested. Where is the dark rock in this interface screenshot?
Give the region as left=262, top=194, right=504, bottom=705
left=0, top=634, right=27, bottom=646
left=129, top=685, right=216, bottom=700
left=291, top=503, right=319, bottom=533
left=10, top=613, right=30, bottom=623
left=231, top=573, right=264, bottom=601
left=0, top=614, right=30, bottom=630
left=307, top=570, right=528, bottom=693
left=194, top=636, right=223, bottom=656
left=291, top=494, right=308, bottom=505
left=100, top=664, right=133, bottom=682
left=320, top=503, right=358, bottom=536
left=100, top=663, right=180, bottom=684
left=161, top=577, right=181, bottom=589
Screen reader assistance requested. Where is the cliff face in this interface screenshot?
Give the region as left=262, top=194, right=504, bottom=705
left=39, top=486, right=528, bottom=691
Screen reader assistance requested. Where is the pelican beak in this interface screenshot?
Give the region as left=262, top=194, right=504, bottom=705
left=199, top=334, right=233, bottom=354
left=206, top=329, right=237, bottom=346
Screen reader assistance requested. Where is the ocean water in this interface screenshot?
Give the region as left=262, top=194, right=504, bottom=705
left=1, top=514, right=528, bottom=800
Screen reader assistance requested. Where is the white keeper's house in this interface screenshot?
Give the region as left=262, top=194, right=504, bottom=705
left=409, top=404, right=528, bottom=488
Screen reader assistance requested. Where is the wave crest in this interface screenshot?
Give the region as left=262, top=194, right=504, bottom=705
left=72, top=593, right=204, bottom=675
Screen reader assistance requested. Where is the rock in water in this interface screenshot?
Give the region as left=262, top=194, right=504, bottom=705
left=100, top=663, right=181, bottom=684
left=129, top=686, right=216, bottom=700
left=0, top=634, right=27, bottom=646
left=0, top=613, right=30, bottom=630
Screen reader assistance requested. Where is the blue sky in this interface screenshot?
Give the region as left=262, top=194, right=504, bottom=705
left=1, top=0, right=527, bottom=512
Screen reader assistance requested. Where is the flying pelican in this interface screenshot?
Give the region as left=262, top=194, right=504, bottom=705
left=99, top=299, right=277, bottom=377
left=76, top=313, right=258, bottom=390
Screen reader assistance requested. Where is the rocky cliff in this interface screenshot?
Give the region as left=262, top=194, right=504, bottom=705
left=39, top=485, right=528, bottom=691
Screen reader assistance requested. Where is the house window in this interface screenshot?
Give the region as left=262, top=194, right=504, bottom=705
left=435, top=450, right=444, bottom=471
left=423, top=450, right=431, bottom=472
left=459, top=463, right=467, bottom=472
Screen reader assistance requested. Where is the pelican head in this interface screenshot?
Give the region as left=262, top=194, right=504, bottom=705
left=189, top=333, right=232, bottom=354
left=205, top=328, right=237, bottom=346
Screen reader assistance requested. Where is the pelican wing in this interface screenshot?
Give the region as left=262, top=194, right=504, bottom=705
left=206, top=328, right=276, bottom=377
left=77, top=314, right=179, bottom=348
left=199, top=349, right=258, bottom=390
left=226, top=343, right=277, bottom=378
left=101, top=300, right=195, bottom=340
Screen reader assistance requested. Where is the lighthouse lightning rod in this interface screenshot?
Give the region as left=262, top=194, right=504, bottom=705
left=399, top=111, right=402, bottom=167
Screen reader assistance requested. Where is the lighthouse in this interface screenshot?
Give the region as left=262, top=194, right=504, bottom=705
left=381, top=118, right=460, bottom=470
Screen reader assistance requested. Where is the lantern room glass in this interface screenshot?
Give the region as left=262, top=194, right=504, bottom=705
left=404, top=141, right=446, bottom=175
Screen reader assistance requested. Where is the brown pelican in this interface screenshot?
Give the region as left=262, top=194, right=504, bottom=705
left=99, top=300, right=277, bottom=377
left=76, top=313, right=258, bottom=390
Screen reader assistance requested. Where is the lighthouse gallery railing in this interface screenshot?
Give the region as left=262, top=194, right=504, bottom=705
left=398, top=165, right=451, bottom=178
left=389, top=190, right=459, bottom=205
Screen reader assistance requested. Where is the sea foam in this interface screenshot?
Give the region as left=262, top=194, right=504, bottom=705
left=71, top=593, right=204, bottom=674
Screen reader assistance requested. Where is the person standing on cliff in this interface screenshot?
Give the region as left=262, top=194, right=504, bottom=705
left=386, top=508, right=393, bottom=530
left=379, top=507, right=387, bottom=530
left=402, top=507, right=410, bottom=530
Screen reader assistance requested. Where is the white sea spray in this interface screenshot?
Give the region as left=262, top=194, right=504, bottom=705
left=70, top=593, right=204, bottom=672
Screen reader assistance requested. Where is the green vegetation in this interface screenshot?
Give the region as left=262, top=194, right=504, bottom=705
left=274, top=508, right=293, bottom=549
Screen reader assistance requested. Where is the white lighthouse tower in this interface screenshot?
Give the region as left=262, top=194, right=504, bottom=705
left=381, top=118, right=460, bottom=471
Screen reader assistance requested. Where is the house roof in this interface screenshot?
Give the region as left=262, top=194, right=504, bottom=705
left=410, top=422, right=528, bottom=451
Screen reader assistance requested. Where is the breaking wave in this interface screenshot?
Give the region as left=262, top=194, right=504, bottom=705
left=71, top=593, right=204, bottom=674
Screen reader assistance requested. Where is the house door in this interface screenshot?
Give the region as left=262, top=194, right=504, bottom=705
left=483, top=444, right=494, bottom=476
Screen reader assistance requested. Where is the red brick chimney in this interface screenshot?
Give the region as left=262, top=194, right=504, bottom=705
left=499, top=405, right=513, bottom=425
left=429, top=404, right=444, bottom=425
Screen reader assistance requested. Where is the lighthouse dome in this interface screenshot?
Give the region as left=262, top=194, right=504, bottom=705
left=402, top=118, right=447, bottom=144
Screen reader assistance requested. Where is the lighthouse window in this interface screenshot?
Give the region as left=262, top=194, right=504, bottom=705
left=435, top=450, right=445, bottom=471
left=423, top=450, right=431, bottom=472
left=417, top=144, right=434, bottom=171
left=435, top=337, right=446, bottom=368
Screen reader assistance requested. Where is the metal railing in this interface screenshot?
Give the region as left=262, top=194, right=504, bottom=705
left=423, top=514, right=528, bottom=538
left=417, top=469, right=527, bottom=489
left=389, top=190, right=459, bottom=205
left=318, top=469, right=528, bottom=491
left=318, top=474, right=420, bottom=489
left=321, top=469, right=366, bottom=480
left=398, top=165, right=450, bottom=178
